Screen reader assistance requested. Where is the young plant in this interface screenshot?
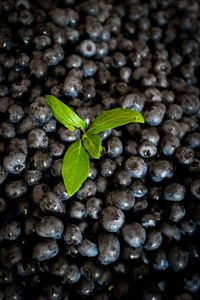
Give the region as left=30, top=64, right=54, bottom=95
left=45, top=95, right=144, bottom=197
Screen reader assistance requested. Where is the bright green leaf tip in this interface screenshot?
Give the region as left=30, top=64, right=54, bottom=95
left=45, top=95, right=86, bottom=132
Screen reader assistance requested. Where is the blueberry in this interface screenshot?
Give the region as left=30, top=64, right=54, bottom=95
left=144, top=230, right=163, bottom=251
left=141, top=213, right=156, bottom=229
left=1, top=221, right=21, bottom=240
left=190, top=179, right=200, bottom=199
left=144, top=87, right=162, bottom=103
left=179, top=121, right=191, bottom=139
left=149, top=160, right=173, bottom=182
left=43, top=45, right=64, bottom=66
left=28, top=128, right=49, bottom=149
left=161, top=222, right=181, bottom=241
left=9, top=138, right=28, bottom=154
left=78, top=238, right=98, bottom=257
left=125, top=140, right=138, bottom=156
left=181, top=220, right=196, bottom=235
left=51, top=8, right=79, bottom=27
left=30, top=59, right=48, bottom=78
left=43, top=119, right=57, bottom=133
left=63, top=224, right=82, bottom=245
left=33, top=35, right=51, bottom=50
left=131, top=180, right=147, bottom=197
left=58, top=127, right=80, bottom=143
left=164, top=183, right=186, bottom=201
left=77, top=278, right=95, bottom=297
left=0, top=122, right=15, bottom=139
left=168, top=246, right=189, bottom=272
left=32, top=183, right=50, bottom=205
left=115, top=170, right=131, bottom=187
left=41, top=284, right=62, bottom=300
left=183, top=115, right=198, bottom=131
left=29, top=101, right=52, bottom=124
left=17, top=117, right=38, bottom=135
left=86, top=20, right=103, bottom=41
left=0, top=244, right=22, bottom=267
left=161, top=120, right=181, bottom=137
left=101, top=206, right=125, bottom=232
left=63, top=75, right=82, bottom=97
left=15, top=53, right=30, bottom=71
left=142, top=283, right=162, bottom=300
left=96, top=175, right=108, bottom=194
left=69, top=201, right=87, bottom=219
left=88, top=161, right=98, bottom=180
left=65, top=27, right=80, bottom=43
left=8, top=104, right=24, bottom=123
left=86, top=197, right=102, bottom=219
left=98, top=232, right=120, bottom=265
left=5, top=179, right=27, bottom=199
left=36, top=216, right=64, bottom=239
left=53, top=182, right=69, bottom=201
left=170, top=203, right=185, bottom=222
left=166, top=104, right=183, bottom=120
left=77, top=179, right=97, bottom=200
left=82, top=60, right=97, bottom=77
left=32, top=151, right=52, bottom=171
left=107, top=136, right=123, bottom=158
left=106, top=188, right=135, bottom=210
left=40, top=192, right=63, bottom=213
left=151, top=249, right=169, bottom=271
left=66, top=54, right=82, bottom=69
left=51, top=159, right=62, bottom=177
left=122, top=222, right=146, bottom=247
left=175, top=147, right=195, bottom=165
left=64, top=264, right=81, bottom=284
left=100, top=158, right=116, bottom=177
left=160, top=134, right=180, bottom=156
left=179, top=94, right=200, bottom=115
left=183, top=273, right=200, bottom=293
left=33, top=239, right=59, bottom=261
left=141, top=127, right=160, bottom=146
left=80, top=39, right=96, bottom=57
left=122, top=92, right=145, bottom=112
left=0, top=97, right=14, bottom=113
left=81, top=261, right=102, bottom=281
left=125, top=156, right=148, bottom=178
left=119, top=67, right=132, bottom=82
left=50, top=256, right=68, bottom=277
left=186, top=132, right=200, bottom=149
left=138, top=141, right=157, bottom=158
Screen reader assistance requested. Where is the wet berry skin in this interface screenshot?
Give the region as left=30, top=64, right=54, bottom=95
left=101, top=206, right=125, bottom=232
left=122, top=222, right=146, bottom=248
left=98, top=233, right=120, bottom=265
left=36, top=216, right=64, bottom=239
left=33, top=239, right=59, bottom=261
left=164, top=183, right=186, bottom=201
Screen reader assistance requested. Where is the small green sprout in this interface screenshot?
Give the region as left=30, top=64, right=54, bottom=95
left=45, top=95, right=144, bottom=197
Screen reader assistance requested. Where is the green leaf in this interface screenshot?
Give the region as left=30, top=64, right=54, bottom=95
left=82, top=133, right=102, bottom=159
left=87, top=108, right=144, bottom=134
left=45, top=95, right=86, bottom=132
left=62, top=139, right=90, bottom=197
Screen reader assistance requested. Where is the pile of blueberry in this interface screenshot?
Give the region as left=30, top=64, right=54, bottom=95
left=0, top=0, right=200, bottom=299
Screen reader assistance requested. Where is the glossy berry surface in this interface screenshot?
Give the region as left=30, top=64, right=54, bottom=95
left=0, top=0, right=200, bottom=299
